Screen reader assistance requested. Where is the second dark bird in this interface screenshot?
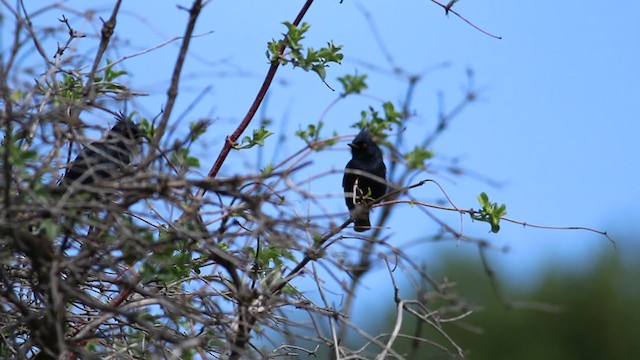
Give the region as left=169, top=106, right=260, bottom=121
left=343, top=128, right=387, bottom=232
left=60, top=113, right=144, bottom=188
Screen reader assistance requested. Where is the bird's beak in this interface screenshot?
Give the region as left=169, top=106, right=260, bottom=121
left=348, top=143, right=356, bottom=149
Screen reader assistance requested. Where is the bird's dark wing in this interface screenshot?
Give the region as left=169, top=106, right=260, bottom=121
left=368, top=160, right=387, bottom=200
left=60, top=141, right=133, bottom=186
left=343, top=159, right=359, bottom=210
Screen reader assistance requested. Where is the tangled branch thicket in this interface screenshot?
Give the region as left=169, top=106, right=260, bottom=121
left=0, top=1, right=610, bottom=360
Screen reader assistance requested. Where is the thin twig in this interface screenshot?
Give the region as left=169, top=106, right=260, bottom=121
left=149, top=0, right=204, bottom=150
left=80, top=0, right=123, bottom=101
left=430, top=0, right=502, bottom=39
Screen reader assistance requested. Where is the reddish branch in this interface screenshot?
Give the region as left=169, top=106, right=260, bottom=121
left=223, top=4, right=317, bottom=357
left=202, top=0, right=315, bottom=185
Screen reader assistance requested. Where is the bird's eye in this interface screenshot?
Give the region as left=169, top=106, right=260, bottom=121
left=361, top=142, right=368, bottom=149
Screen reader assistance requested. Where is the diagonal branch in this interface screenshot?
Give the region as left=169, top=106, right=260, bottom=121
left=149, top=0, right=205, bottom=152
left=200, top=0, right=315, bottom=188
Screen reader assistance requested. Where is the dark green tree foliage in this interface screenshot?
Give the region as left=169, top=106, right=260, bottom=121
left=383, top=241, right=639, bottom=359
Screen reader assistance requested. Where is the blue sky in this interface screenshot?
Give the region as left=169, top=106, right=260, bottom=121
left=16, top=0, right=639, bottom=297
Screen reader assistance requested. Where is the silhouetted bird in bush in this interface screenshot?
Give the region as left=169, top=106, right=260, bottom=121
left=343, top=128, right=387, bottom=232
left=60, top=113, right=144, bottom=188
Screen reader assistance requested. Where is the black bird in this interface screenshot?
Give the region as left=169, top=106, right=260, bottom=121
left=342, top=128, right=387, bottom=232
left=60, top=113, right=144, bottom=188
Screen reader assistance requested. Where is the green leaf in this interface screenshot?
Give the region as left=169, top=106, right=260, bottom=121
left=261, top=163, right=274, bottom=175
left=233, top=126, right=274, bottom=150
left=186, top=156, right=200, bottom=167
left=265, top=22, right=344, bottom=86
left=139, top=221, right=208, bottom=285
left=352, top=101, right=403, bottom=138
left=382, top=101, right=403, bottom=125
left=11, top=89, right=24, bottom=102
left=171, top=148, right=200, bottom=169
left=59, top=74, right=83, bottom=100
left=470, top=192, right=507, bottom=233
left=41, top=220, right=61, bottom=239
left=338, top=73, right=368, bottom=96
left=266, top=39, right=284, bottom=63
left=318, top=42, right=344, bottom=63
left=312, top=64, right=327, bottom=81
left=280, top=284, right=299, bottom=295
left=188, top=119, right=209, bottom=143
left=103, top=59, right=128, bottom=82
left=294, top=121, right=337, bottom=150
left=295, top=122, right=322, bottom=142
left=138, top=117, right=155, bottom=139
left=405, top=146, right=434, bottom=169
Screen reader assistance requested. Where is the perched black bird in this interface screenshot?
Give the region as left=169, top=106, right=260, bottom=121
left=60, top=113, right=144, bottom=188
left=342, top=128, right=387, bottom=232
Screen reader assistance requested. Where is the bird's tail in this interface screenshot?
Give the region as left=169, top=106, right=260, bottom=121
left=352, top=204, right=371, bottom=232
left=354, top=218, right=371, bottom=232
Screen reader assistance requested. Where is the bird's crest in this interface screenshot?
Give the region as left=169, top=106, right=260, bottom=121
left=111, top=113, right=144, bottom=140
left=353, top=127, right=372, bottom=144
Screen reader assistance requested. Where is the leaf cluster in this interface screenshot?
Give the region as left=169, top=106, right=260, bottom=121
left=267, top=22, right=344, bottom=82
left=338, top=73, right=368, bottom=97
left=352, top=101, right=403, bottom=138
left=471, top=192, right=507, bottom=233
left=233, top=125, right=274, bottom=150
